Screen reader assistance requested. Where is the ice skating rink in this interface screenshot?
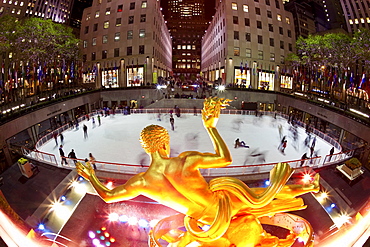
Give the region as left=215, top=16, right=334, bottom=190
left=38, top=112, right=338, bottom=168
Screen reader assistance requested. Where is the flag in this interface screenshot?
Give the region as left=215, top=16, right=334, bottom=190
left=70, top=61, right=74, bottom=78
left=358, top=73, right=366, bottom=89
left=240, top=62, right=243, bottom=74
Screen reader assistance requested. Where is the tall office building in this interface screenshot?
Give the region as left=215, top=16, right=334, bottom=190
left=284, top=0, right=316, bottom=38
left=339, top=0, right=370, bottom=33
left=80, top=0, right=172, bottom=88
left=202, top=0, right=295, bottom=91
left=166, top=0, right=209, bottom=81
left=0, top=0, right=73, bottom=24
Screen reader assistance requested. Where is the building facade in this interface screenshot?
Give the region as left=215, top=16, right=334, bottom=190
left=0, top=0, right=73, bottom=23
left=202, top=0, right=295, bottom=91
left=339, top=0, right=370, bottom=34
left=166, top=0, right=209, bottom=81
left=80, top=0, right=172, bottom=88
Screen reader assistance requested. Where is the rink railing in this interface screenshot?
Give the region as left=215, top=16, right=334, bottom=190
left=21, top=146, right=354, bottom=177
left=27, top=109, right=351, bottom=177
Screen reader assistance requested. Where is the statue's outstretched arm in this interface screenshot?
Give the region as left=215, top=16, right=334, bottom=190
left=76, top=162, right=143, bottom=203
left=198, top=97, right=232, bottom=168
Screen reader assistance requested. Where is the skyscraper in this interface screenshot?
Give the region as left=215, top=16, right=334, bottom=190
left=339, top=0, right=370, bottom=33
left=166, top=0, right=210, bottom=81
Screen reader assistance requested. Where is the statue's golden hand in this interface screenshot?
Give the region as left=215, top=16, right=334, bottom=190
left=202, top=97, right=231, bottom=128
left=76, top=161, right=94, bottom=181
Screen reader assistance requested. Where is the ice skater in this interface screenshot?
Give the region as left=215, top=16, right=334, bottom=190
left=59, top=133, right=64, bottom=144
left=234, top=138, right=249, bottom=148
left=83, top=124, right=88, bottom=138
left=92, top=117, right=96, bottom=128
left=280, top=140, right=287, bottom=154
left=170, top=114, right=175, bottom=131
left=97, top=115, right=101, bottom=126
left=300, top=153, right=308, bottom=167
left=89, top=153, right=96, bottom=170
left=59, top=145, right=67, bottom=165
left=68, top=149, right=77, bottom=164
left=53, top=132, right=58, bottom=145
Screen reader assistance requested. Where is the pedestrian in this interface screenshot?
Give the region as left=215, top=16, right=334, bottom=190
left=92, top=117, right=96, bottom=128
left=281, top=140, right=287, bottom=153
left=170, top=114, right=175, bottom=131
left=75, top=120, right=79, bottom=130
left=278, top=136, right=286, bottom=150
left=68, top=149, right=77, bottom=164
left=97, top=115, right=101, bottom=126
left=310, top=145, right=314, bottom=158
left=53, top=132, right=58, bottom=145
left=89, top=153, right=97, bottom=170
left=59, top=145, right=67, bottom=165
left=193, top=106, right=197, bottom=116
left=278, top=124, right=283, bottom=140
left=300, top=153, right=308, bottom=167
left=329, top=147, right=335, bottom=161
left=311, top=136, right=316, bottom=149
left=83, top=124, right=88, bottom=138
left=59, top=133, right=64, bottom=144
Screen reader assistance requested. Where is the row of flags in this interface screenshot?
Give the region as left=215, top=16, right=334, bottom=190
left=293, top=67, right=370, bottom=92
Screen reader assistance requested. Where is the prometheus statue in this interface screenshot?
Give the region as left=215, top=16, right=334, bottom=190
left=76, top=97, right=319, bottom=247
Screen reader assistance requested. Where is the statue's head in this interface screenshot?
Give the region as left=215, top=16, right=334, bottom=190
left=140, top=125, right=170, bottom=154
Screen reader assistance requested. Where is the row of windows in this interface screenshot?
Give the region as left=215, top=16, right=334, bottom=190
left=1, top=0, right=24, bottom=5
left=0, top=6, right=21, bottom=14
left=83, top=30, right=146, bottom=48
left=85, top=45, right=146, bottom=61
left=233, top=31, right=292, bottom=50
left=231, top=0, right=280, bottom=11
left=84, top=15, right=146, bottom=34
left=232, top=48, right=285, bottom=63
left=233, top=15, right=290, bottom=26
left=235, top=18, right=292, bottom=36
left=86, top=1, right=147, bottom=20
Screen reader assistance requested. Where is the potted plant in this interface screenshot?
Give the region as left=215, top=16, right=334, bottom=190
left=344, top=158, right=362, bottom=170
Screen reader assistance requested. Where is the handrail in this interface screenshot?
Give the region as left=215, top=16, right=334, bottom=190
left=25, top=110, right=354, bottom=177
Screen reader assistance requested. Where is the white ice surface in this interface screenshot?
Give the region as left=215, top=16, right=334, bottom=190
left=38, top=113, right=338, bottom=167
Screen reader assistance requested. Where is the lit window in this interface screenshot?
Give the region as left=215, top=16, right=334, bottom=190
left=187, top=45, right=191, bottom=49
left=234, top=47, right=240, bottom=56
left=92, top=38, right=96, bottom=46
left=19, top=1, right=23, bottom=6
left=139, top=29, right=145, bottom=38
left=141, top=1, right=147, bottom=8
left=102, top=35, right=108, bottom=43
left=277, top=14, right=282, bottom=21
left=286, top=17, right=290, bottom=24
left=232, top=2, right=237, bottom=10
left=349, top=19, right=353, bottom=24
left=104, top=21, right=109, bottom=29
left=361, top=18, right=364, bottom=23
left=177, top=45, right=181, bottom=49
left=95, top=11, right=99, bottom=18
left=116, top=18, right=121, bottom=26
left=355, top=19, right=359, bottom=24
left=270, top=53, right=275, bottom=61
left=17, top=9, right=21, bottom=14
left=115, top=32, right=120, bottom=41
left=83, top=40, right=87, bottom=48
left=86, top=14, right=90, bottom=21
left=105, top=7, right=110, bottom=15
left=243, top=4, right=248, bottom=12
left=192, top=45, right=196, bottom=50
left=117, top=4, right=123, bottom=12
left=246, top=48, right=251, bottom=58
left=367, top=18, right=370, bottom=23
left=127, top=30, right=133, bottom=39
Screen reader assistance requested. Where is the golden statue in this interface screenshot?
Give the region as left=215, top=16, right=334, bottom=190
left=76, top=97, right=319, bottom=247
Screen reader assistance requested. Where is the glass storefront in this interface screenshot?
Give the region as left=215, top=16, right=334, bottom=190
left=258, top=71, right=275, bottom=90
left=127, top=67, right=143, bottom=87
left=234, top=68, right=251, bottom=87
left=102, top=68, right=119, bottom=88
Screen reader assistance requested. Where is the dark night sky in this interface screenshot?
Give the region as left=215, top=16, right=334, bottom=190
left=161, top=0, right=216, bottom=21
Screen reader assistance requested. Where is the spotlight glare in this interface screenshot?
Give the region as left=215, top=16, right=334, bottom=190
left=331, top=203, right=336, bottom=208
left=218, top=85, right=225, bottom=91
left=201, top=225, right=210, bottom=231
left=302, top=173, right=312, bottom=183
left=265, top=180, right=270, bottom=186
left=60, top=195, right=66, bottom=201
left=88, top=231, right=95, bottom=239
left=108, top=213, right=119, bottom=222
left=106, top=181, right=114, bottom=190
left=128, top=216, right=138, bottom=225
left=38, top=223, right=45, bottom=230
left=119, top=215, right=128, bottom=223
left=92, top=238, right=100, bottom=245
left=150, top=219, right=160, bottom=228
left=138, top=219, right=149, bottom=228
